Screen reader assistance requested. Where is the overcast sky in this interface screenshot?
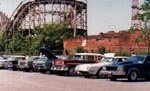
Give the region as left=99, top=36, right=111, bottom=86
left=0, top=0, right=144, bottom=35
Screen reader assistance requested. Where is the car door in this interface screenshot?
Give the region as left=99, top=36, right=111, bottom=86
left=142, top=56, right=150, bottom=77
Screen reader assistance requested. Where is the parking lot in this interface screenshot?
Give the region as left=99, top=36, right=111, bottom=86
left=0, top=70, right=149, bottom=91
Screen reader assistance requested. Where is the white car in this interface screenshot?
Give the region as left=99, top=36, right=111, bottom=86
left=0, top=56, right=9, bottom=69
left=75, top=53, right=115, bottom=77
left=88, top=56, right=128, bottom=78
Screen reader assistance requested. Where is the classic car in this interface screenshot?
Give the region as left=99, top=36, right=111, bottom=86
left=88, top=56, right=128, bottom=78
left=18, top=56, right=40, bottom=71
left=74, top=53, right=114, bottom=77
left=33, top=47, right=57, bottom=73
left=101, top=55, right=150, bottom=81
left=0, top=56, right=8, bottom=69
left=6, top=56, right=25, bottom=71
left=51, top=53, right=104, bottom=76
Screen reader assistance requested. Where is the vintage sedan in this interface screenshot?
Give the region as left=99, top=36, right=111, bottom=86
left=88, top=56, right=128, bottom=78
left=6, top=56, right=25, bottom=71
left=75, top=53, right=114, bottom=77
left=0, top=56, right=8, bottom=69
left=33, top=47, right=57, bottom=73
left=18, top=56, right=40, bottom=71
left=101, top=55, right=150, bottom=81
left=51, top=53, right=104, bottom=76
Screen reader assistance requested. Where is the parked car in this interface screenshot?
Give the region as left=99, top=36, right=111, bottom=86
left=0, top=56, right=8, bottom=69
left=101, top=55, right=150, bottom=81
left=51, top=53, right=104, bottom=76
left=6, top=56, right=25, bottom=71
left=88, top=56, right=128, bottom=78
left=75, top=53, right=115, bottom=77
left=18, top=56, right=40, bottom=72
left=33, top=47, right=57, bottom=73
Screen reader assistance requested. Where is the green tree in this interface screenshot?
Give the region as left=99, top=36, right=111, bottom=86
left=0, top=22, right=73, bottom=55
left=135, top=0, right=150, bottom=54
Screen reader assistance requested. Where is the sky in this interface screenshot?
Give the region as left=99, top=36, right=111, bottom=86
left=0, top=0, right=144, bottom=35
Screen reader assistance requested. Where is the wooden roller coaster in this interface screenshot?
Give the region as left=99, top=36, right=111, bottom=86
left=6, top=0, right=87, bottom=37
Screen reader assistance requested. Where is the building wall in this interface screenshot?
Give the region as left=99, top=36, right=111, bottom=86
left=64, top=30, right=147, bottom=55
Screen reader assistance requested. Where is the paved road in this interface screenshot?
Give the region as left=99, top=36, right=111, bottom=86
left=0, top=70, right=150, bottom=91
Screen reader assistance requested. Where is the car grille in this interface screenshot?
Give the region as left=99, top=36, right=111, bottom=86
left=19, top=62, right=26, bottom=66
left=35, top=63, right=44, bottom=66
left=106, top=66, right=117, bottom=71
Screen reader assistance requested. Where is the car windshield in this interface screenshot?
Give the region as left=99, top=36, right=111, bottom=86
left=37, top=57, right=47, bottom=61
left=29, top=57, right=40, bottom=61
left=126, top=56, right=145, bottom=63
left=101, top=57, right=114, bottom=62
left=112, top=58, right=128, bottom=63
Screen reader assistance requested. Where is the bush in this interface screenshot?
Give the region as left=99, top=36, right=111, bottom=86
left=76, top=47, right=85, bottom=53
left=137, top=51, right=150, bottom=55
left=98, top=46, right=105, bottom=54
left=116, top=51, right=130, bottom=56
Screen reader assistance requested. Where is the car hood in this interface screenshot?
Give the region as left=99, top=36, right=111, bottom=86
left=33, top=60, right=45, bottom=64
left=39, top=47, right=57, bottom=60
left=90, top=62, right=112, bottom=68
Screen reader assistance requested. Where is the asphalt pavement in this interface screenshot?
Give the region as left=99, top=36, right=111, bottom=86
left=0, top=70, right=150, bottom=91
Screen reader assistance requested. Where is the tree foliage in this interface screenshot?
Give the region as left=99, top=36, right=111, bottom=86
left=0, top=22, right=73, bottom=55
left=98, top=46, right=105, bottom=54
left=135, top=0, right=150, bottom=54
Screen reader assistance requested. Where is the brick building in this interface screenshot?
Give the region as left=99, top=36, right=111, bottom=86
left=64, top=30, right=147, bottom=55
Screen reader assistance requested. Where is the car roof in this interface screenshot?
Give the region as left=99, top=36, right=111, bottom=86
left=104, top=53, right=115, bottom=57
left=114, top=56, right=129, bottom=58
left=74, top=53, right=104, bottom=56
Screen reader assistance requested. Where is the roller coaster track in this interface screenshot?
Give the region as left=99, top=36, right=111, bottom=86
left=7, top=0, right=87, bottom=37
left=0, top=11, right=9, bottom=34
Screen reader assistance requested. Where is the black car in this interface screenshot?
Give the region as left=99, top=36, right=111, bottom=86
left=101, top=55, right=150, bottom=81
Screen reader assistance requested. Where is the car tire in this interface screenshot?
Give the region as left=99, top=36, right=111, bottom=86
left=145, top=77, right=150, bottom=81
left=128, top=71, right=138, bottom=81
left=40, top=70, right=47, bottom=73
left=84, top=75, right=91, bottom=78
left=24, top=68, right=30, bottom=72
left=110, top=76, right=117, bottom=81
left=12, top=67, right=17, bottom=71
left=68, top=67, right=76, bottom=76
left=96, top=68, right=106, bottom=78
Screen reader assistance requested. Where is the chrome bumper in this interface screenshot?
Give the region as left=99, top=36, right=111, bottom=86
left=101, top=70, right=125, bottom=76
left=51, top=65, right=68, bottom=71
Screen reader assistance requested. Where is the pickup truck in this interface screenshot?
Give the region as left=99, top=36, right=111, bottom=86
left=101, top=55, right=150, bottom=81
left=51, top=53, right=104, bottom=76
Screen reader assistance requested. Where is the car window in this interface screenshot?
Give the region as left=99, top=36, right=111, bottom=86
left=101, top=57, right=114, bottom=62
left=126, top=56, right=145, bottom=63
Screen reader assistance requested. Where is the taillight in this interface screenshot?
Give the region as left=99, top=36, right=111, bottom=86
left=54, top=60, right=64, bottom=65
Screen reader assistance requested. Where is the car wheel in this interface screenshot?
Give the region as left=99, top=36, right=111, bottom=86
left=128, top=71, right=138, bottom=81
left=12, top=67, right=17, bottom=71
left=110, top=76, right=117, bottom=81
left=40, top=70, right=47, bottom=73
left=24, top=68, right=30, bottom=72
left=68, top=67, right=76, bottom=76
left=84, top=75, right=91, bottom=78
left=96, top=69, right=106, bottom=78
left=145, top=77, right=150, bottom=81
